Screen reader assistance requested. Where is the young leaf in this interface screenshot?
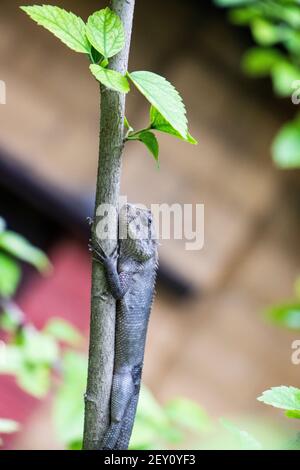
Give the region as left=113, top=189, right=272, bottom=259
left=0, top=254, right=20, bottom=299
left=272, top=119, right=300, bottom=168
left=0, top=231, right=51, bottom=273
left=129, top=131, right=159, bottom=164
left=90, top=64, right=130, bottom=93
left=44, top=318, right=83, bottom=346
left=86, top=8, right=125, bottom=59
left=150, top=106, right=197, bottom=144
left=258, top=386, right=300, bottom=411
left=128, top=71, right=188, bottom=139
left=265, top=303, right=300, bottom=330
left=242, top=48, right=283, bottom=77
left=21, top=5, right=90, bottom=54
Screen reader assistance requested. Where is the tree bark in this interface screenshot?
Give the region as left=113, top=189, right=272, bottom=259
left=83, top=0, right=135, bottom=450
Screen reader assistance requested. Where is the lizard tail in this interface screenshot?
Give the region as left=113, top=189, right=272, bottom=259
left=115, top=389, right=140, bottom=450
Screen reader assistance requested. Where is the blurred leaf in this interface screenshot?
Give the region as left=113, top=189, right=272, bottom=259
left=21, top=327, right=59, bottom=366
left=0, top=218, right=6, bottom=233
left=17, top=363, right=51, bottom=398
left=150, top=106, right=197, bottom=144
left=43, top=318, right=83, bottom=346
left=90, top=64, right=130, bottom=93
left=128, top=71, right=188, bottom=139
left=272, top=119, right=300, bottom=168
left=271, top=62, right=300, bottom=97
left=251, top=18, right=284, bottom=46
left=0, top=302, right=23, bottom=333
left=0, top=419, right=20, bottom=434
left=0, top=231, right=51, bottom=272
left=265, top=303, right=300, bottom=329
left=286, top=410, right=300, bottom=419
left=258, top=386, right=300, bottom=411
left=229, top=7, right=260, bottom=25
left=53, top=352, right=87, bottom=446
left=242, top=47, right=283, bottom=77
left=165, top=398, right=211, bottom=434
left=21, top=5, right=90, bottom=54
left=0, top=254, right=20, bottom=299
left=214, top=0, right=256, bottom=6
left=220, top=418, right=262, bottom=450
left=0, top=345, right=22, bottom=375
left=86, top=8, right=125, bottom=59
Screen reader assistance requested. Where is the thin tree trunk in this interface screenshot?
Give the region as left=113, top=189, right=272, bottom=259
left=83, top=0, right=135, bottom=450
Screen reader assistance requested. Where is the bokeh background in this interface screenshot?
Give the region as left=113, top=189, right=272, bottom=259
left=0, top=0, right=300, bottom=449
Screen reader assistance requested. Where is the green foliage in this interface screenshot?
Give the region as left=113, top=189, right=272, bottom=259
left=21, top=5, right=90, bottom=54
left=128, top=71, right=188, bottom=139
left=258, top=386, right=300, bottom=418
left=128, top=131, right=159, bottom=165
left=22, top=5, right=196, bottom=163
left=90, top=64, right=130, bottom=93
left=220, top=418, right=262, bottom=450
left=272, top=117, right=300, bottom=168
left=0, top=253, right=20, bottom=298
left=86, top=8, right=125, bottom=60
left=0, top=231, right=51, bottom=273
left=43, top=318, right=83, bottom=346
left=265, top=302, right=300, bottom=329
left=242, top=47, right=283, bottom=77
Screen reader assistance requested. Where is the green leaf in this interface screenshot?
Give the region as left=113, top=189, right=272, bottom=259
left=0, top=419, right=20, bottom=434
left=220, top=418, right=262, bottom=450
left=258, top=386, right=300, bottom=411
left=286, top=410, right=300, bottom=420
left=130, top=131, right=159, bottom=164
left=271, top=62, right=300, bottom=97
left=0, top=254, right=20, bottom=298
left=265, top=303, right=300, bottom=330
left=43, top=318, right=82, bottom=346
left=242, top=48, right=283, bottom=77
left=53, top=352, right=87, bottom=446
left=20, top=5, right=90, bottom=54
left=128, top=71, right=188, bottom=139
left=86, top=8, right=125, bottom=59
left=0, top=345, right=22, bottom=375
left=21, top=327, right=59, bottom=367
left=165, top=398, right=211, bottom=434
left=90, top=64, right=130, bottom=93
left=0, top=231, right=51, bottom=272
left=124, top=116, right=134, bottom=133
left=272, top=119, right=300, bottom=168
left=250, top=18, right=283, bottom=46
left=150, top=106, right=197, bottom=144
left=214, top=0, right=256, bottom=6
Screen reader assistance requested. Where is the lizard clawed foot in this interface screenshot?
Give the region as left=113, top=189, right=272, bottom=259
left=89, top=238, right=118, bottom=264
left=86, top=216, right=94, bottom=226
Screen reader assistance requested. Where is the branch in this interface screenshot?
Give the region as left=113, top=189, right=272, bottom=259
left=83, top=0, right=135, bottom=450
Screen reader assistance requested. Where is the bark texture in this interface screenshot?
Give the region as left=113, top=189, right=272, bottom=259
left=83, top=0, right=135, bottom=450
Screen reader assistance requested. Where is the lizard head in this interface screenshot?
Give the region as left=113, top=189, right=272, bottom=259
left=120, top=203, right=157, bottom=261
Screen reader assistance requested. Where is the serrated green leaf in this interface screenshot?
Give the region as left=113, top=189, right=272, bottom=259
left=90, top=64, right=129, bottom=93
left=0, top=253, right=20, bottom=299
left=0, top=419, right=20, bottom=434
left=242, top=48, right=283, bottom=77
left=130, top=131, right=159, bottom=164
left=128, top=71, right=188, bottom=139
left=265, top=303, right=300, bottom=329
left=258, top=386, right=300, bottom=411
left=44, top=318, right=82, bottom=346
left=21, top=5, right=90, bottom=54
left=150, top=106, right=197, bottom=144
left=272, top=119, right=300, bottom=168
left=286, top=410, right=300, bottom=419
left=0, top=231, right=51, bottom=273
left=86, top=7, right=125, bottom=59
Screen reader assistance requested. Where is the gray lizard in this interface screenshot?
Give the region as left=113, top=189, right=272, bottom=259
left=92, top=203, right=158, bottom=450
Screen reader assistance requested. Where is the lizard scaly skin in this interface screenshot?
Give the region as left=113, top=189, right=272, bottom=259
left=92, top=203, right=158, bottom=450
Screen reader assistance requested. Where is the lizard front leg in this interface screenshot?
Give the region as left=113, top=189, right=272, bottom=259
left=90, top=239, right=132, bottom=300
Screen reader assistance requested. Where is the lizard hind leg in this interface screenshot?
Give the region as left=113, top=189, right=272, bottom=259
left=101, top=366, right=135, bottom=450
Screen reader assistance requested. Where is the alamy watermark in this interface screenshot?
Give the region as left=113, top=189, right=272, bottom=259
left=291, top=340, right=300, bottom=365
left=95, top=196, right=205, bottom=251
left=0, top=80, right=6, bottom=104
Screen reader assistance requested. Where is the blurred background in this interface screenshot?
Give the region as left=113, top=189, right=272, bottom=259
left=0, top=0, right=300, bottom=450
